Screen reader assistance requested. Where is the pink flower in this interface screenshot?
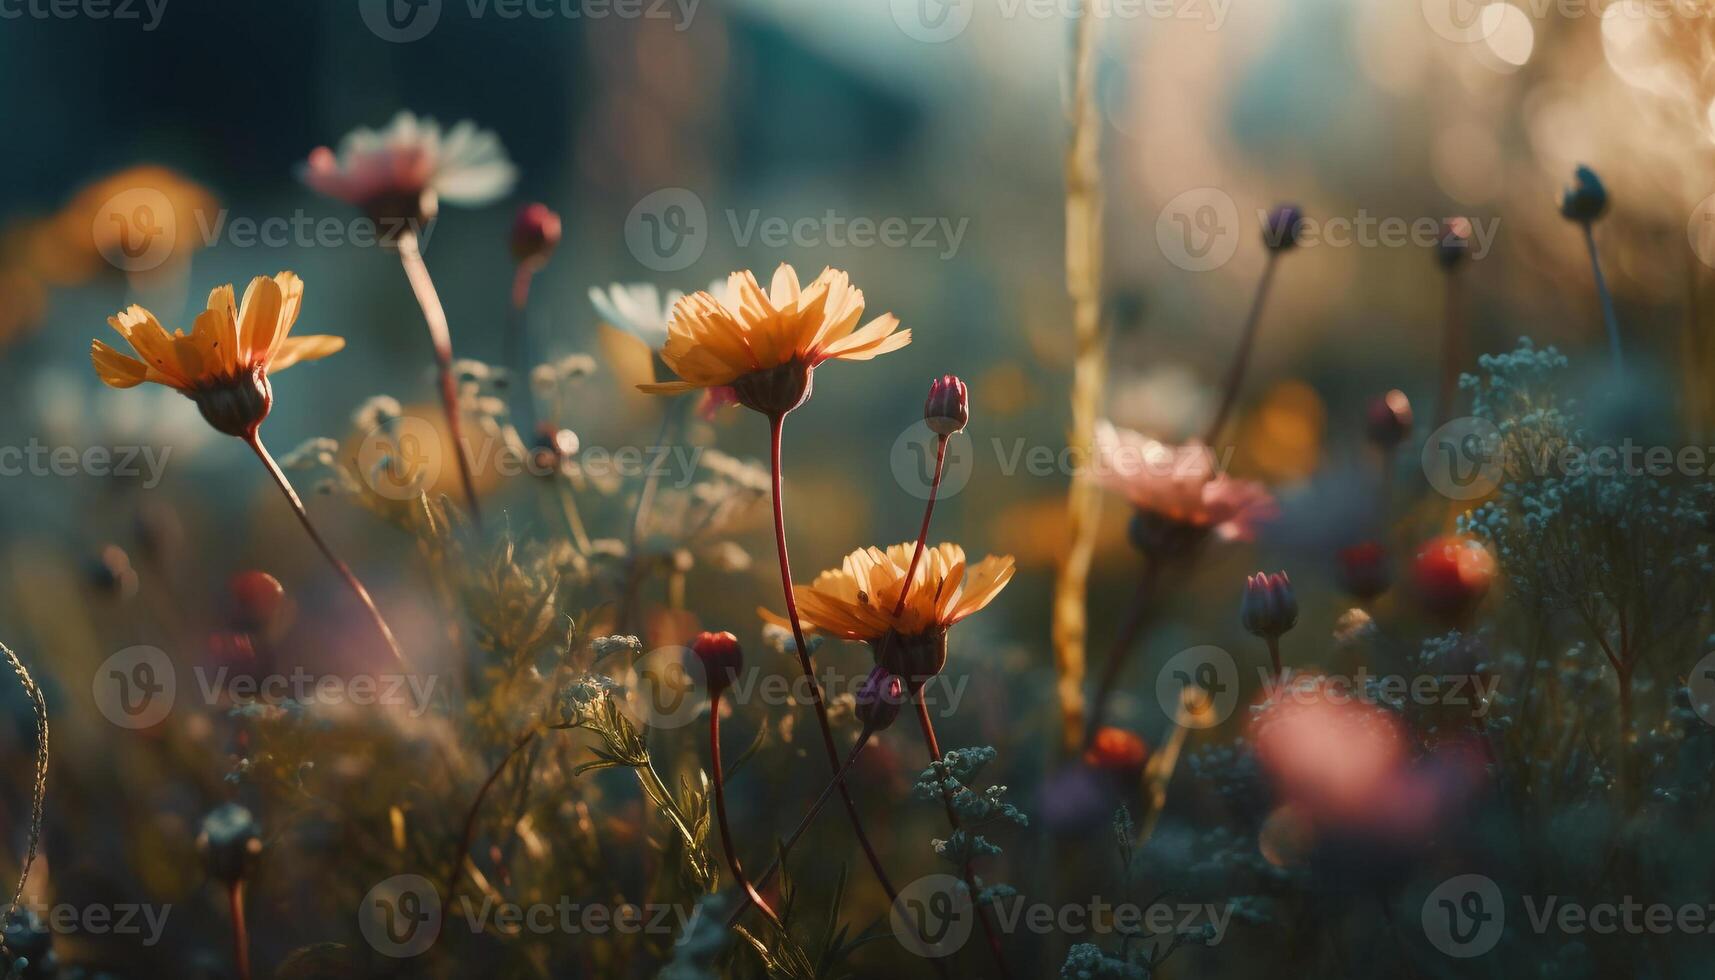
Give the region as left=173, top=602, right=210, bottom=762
left=299, top=111, right=515, bottom=216
left=1093, top=420, right=1276, bottom=542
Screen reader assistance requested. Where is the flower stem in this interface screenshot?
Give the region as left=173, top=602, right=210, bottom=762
left=396, top=227, right=484, bottom=529
left=915, top=695, right=1012, bottom=979
left=1266, top=635, right=1283, bottom=679
left=709, top=694, right=783, bottom=929
left=245, top=434, right=408, bottom=670
left=1083, top=559, right=1159, bottom=749
left=731, top=726, right=875, bottom=929
left=1205, top=251, right=1280, bottom=446
left=1582, top=222, right=1624, bottom=373
left=227, top=880, right=251, bottom=980
left=446, top=729, right=538, bottom=897
left=766, top=411, right=900, bottom=906
left=868, top=433, right=948, bottom=681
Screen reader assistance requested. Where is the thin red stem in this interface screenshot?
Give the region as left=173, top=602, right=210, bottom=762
left=228, top=880, right=251, bottom=980
left=710, top=695, right=782, bottom=929
left=766, top=412, right=900, bottom=905
left=1204, top=251, right=1280, bottom=446
left=1083, top=560, right=1159, bottom=749
left=397, top=228, right=484, bottom=528
left=447, top=730, right=538, bottom=896
left=889, top=432, right=1010, bottom=977
left=246, top=435, right=408, bottom=670
left=731, top=726, right=874, bottom=928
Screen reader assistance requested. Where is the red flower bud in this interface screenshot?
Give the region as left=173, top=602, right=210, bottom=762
left=924, top=374, right=969, bottom=436
left=1083, top=726, right=1148, bottom=775
left=1411, top=535, right=1495, bottom=622
left=1436, top=217, right=1473, bottom=269
left=1242, top=571, right=1299, bottom=639
left=511, top=203, right=562, bottom=264
left=228, top=570, right=286, bottom=632
left=691, top=631, right=743, bottom=697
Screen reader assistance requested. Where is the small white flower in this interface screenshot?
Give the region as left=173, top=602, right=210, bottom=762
left=299, top=111, right=516, bottom=210
left=589, top=279, right=728, bottom=351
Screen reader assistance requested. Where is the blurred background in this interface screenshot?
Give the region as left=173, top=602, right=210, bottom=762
left=3, top=0, right=1715, bottom=976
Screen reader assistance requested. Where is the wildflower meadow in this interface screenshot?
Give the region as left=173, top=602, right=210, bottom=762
left=2, top=2, right=1715, bottom=978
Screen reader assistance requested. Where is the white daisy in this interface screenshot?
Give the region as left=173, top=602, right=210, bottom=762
left=589, top=279, right=727, bottom=352
left=299, top=111, right=516, bottom=212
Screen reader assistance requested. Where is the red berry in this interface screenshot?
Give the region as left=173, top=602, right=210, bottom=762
left=229, top=571, right=286, bottom=632
left=1084, top=727, right=1149, bottom=775
left=1411, top=536, right=1495, bottom=622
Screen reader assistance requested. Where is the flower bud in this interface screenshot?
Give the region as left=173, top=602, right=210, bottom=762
left=1411, top=535, right=1495, bottom=622
left=228, top=570, right=286, bottom=633
left=1241, top=571, right=1298, bottom=638
left=855, top=666, right=906, bottom=733
left=924, top=374, right=969, bottom=436
left=197, top=802, right=263, bottom=885
left=691, top=631, right=743, bottom=697
left=1364, top=390, right=1413, bottom=451
left=1436, top=217, right=1472, bottom=269
left=1335, top=541, right=1391, bottom=602
left=1083, top=726, right=1148, bottom=776
left=88, top=544, right=138, bottom=599
left=1263, top=204, right=1304, bottom=251
left=1560, top=165, right=1608, bottom=224
left=511, top=203, right=562, bottom=264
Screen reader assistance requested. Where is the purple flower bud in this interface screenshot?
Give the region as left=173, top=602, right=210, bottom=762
left=924, top=374, right=969, bottom=436
left=1365, top=390, right=1413, bottom=450
left=855, top=666, right=906, bottom=732
left=1263, top=205, right=1304, bottom=251
left=1560, top=165, right=1608, bottom=224
left=1241, top=571, right=1298, bottom=638
left=1436, top=217, right=1473, bottom=269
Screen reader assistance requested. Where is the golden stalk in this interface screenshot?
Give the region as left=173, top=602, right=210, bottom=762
left=1053, top=6, right=1107, bottom=753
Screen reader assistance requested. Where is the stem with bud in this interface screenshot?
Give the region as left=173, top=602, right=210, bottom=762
left=396, top=227, right=484, bottom=528
left=766, top=411, right=900, bottom=908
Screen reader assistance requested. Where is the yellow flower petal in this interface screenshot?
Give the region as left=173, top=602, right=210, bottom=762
left=268, top=334, right=344, bottom=373
left=237, top=275, right=284, bottom=362
left=90, top=340, right=149, bottom=388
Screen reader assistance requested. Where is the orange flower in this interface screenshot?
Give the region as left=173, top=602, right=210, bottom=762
left=640, top=263, right=911, bottom=415
left=763, top=542, right=1012, bottom=684
left=91, top=272, right=344, bottom=437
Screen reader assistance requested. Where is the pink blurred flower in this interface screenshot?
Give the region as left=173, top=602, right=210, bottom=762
left=1093, top=420, right=1276, bottom=542
left=299, top=111, right=516, bottom=218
